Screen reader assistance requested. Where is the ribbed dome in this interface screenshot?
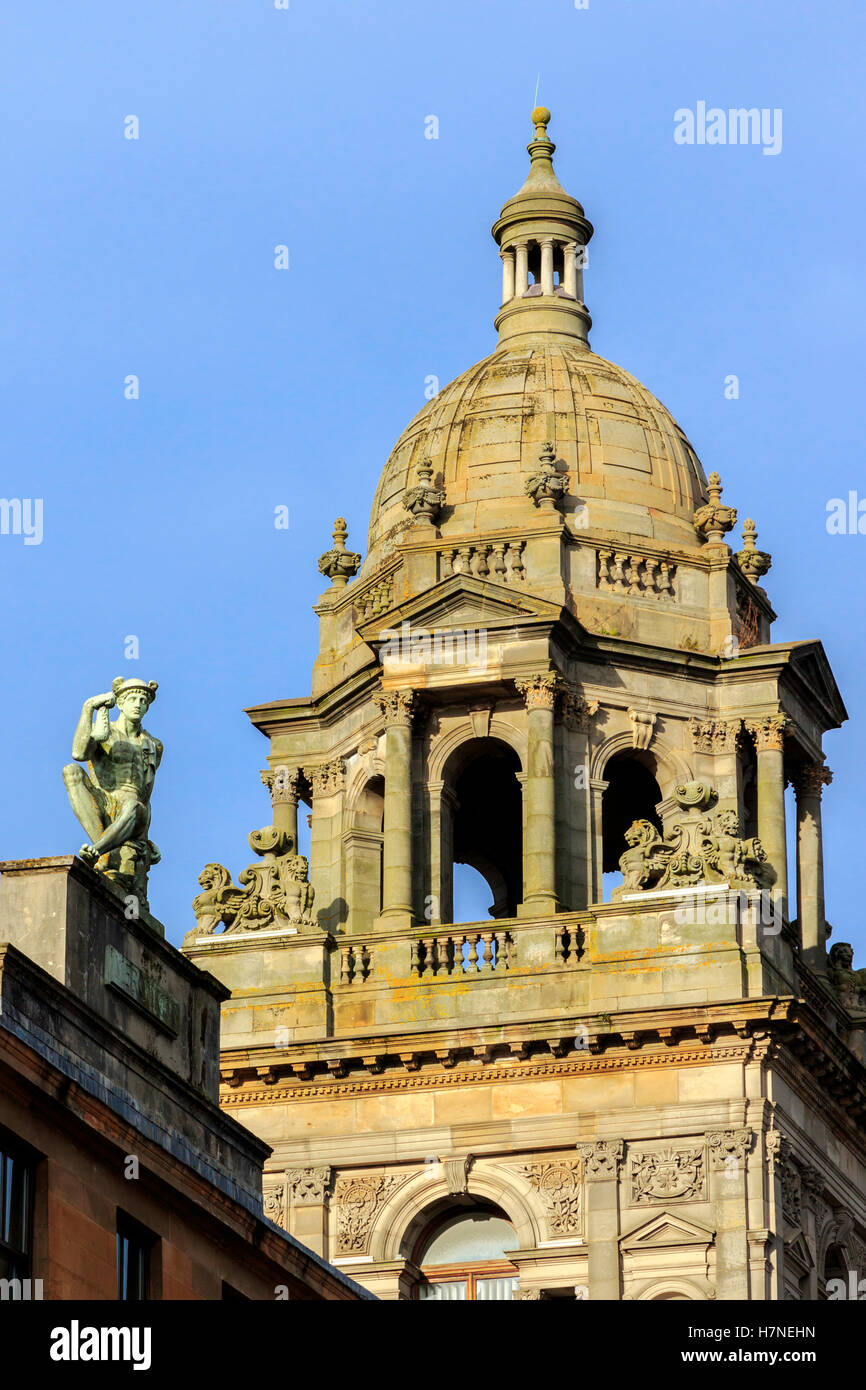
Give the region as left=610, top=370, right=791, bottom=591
left=364, top=337, right=709, bottom=571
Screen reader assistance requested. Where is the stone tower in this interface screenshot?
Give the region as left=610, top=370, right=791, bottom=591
left=184, top=110, right=866, bottom=1302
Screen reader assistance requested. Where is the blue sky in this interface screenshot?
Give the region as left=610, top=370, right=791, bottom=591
left=0, top=0, right=862, bottom=950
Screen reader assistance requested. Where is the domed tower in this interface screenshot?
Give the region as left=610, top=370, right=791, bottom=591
left=186, top=112, right=864, bottom=1304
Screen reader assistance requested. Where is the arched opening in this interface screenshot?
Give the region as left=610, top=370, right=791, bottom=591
left=601, top=753, right=664, bottom=900
left=414, top=1202, right=518, bottom=1301
left=448, top=739, right=522, bottom=921
left=344, top=774, right=384, bottom=934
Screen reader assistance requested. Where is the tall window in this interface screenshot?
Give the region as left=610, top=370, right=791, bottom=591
left=116, top=1214, right=155, bottom=1301
left=416, top=1207, right=518, bottom=1301
left=0, top=1133, right=35, bottom=1281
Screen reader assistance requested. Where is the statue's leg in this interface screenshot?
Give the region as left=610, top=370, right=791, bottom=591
left=62, top=764, right=106, bottom=844
left=87, top=800, right=143, bottom=857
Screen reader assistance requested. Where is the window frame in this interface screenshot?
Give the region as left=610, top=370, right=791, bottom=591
left=116, top=1212, right=156, bottom=1302
left=0, top=1127, right=38, bottom=1282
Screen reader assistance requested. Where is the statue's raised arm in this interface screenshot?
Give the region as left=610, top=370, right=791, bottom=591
left=63, top=677, right=162, bottom=912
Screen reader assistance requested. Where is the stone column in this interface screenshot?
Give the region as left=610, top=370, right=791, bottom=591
left=563, top=691, right=598, bottom=910
left=514, top=240, right=529, bottom=296
left=516, top=674, right=560, bottom=917
left=375, top=689, right=417, bottom=927
left=576, top=1140, right=623, bottom=1300
left=500, top=246, right=515, bottom=304
left=563, top=241, right=578, bottom=298
left=707, top=1128, right=754, bottom=1300
left=540, top=237, right=555, bottom=296
left=261, top=765, right=302, bottom=848
left=745, top=716, right=789, bottom=919
left=427, top=780, right=458, bottom=926
left=308, top=758, right=347, bottom=935
left=792, top=760, right=832, bottom=974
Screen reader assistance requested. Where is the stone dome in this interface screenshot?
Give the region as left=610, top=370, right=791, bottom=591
left=363, top=110, right=709, bottom=574
left=364, top=337, right=709, bottom=570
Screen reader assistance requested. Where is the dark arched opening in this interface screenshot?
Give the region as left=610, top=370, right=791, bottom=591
left=451, top=740, right=522, bottom=920
left=601, top=753, right=664, bottom=899
left=413, top=1200, right=518, bottom=1301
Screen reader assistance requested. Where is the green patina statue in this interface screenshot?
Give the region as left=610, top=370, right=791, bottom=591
left=63, top=677, right=162, bottom=910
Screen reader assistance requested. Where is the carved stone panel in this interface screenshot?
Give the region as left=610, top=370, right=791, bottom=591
left=517, top=1160, right=584, bottom=1236
left=629, top=1146, right=705, bottom=1206
left=334, top=1175, right=401, bottom=1255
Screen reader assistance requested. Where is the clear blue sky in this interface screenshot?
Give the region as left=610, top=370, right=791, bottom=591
left=0, top=0, right=862, bottom=951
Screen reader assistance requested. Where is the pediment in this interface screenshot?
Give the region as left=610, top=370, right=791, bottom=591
left=359, top=573, right=563, bottom=642
left=621, top=1212, right=716, bottom=1252
left=786, top=641, right=848, bottom=728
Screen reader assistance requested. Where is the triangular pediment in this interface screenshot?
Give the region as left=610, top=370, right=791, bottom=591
left=620, top=1212, right=715, bottom=1252
left=359, top=572, right=564, bottom=642
left=786, top=640, right=848, bottom=728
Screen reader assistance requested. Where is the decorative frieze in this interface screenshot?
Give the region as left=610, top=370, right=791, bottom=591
left=517, top=1160, right=583, bottom=1235
left=334, top=1175, right=401, bottom=1254
left=374, top=689, right=418, bottom=728
left=576, top=1139, right=624, bottom=1179
left=597, top=549, right=676, bottom=600
left=629, top=1146, right=705, bottom=1205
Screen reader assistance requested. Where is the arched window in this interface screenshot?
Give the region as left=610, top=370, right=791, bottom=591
left=415, top=1204, right=519, bottom=1301
left=449, top=740, right=522, bottom=921
left=601, top=753, right=663, bottom=899
left=344, top=775, right=384, bottom=933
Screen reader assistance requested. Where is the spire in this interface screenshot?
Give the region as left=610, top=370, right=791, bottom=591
left=491, top=108, right=593, bottom=347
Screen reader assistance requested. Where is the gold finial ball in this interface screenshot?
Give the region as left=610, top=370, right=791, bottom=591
left=531, top=105, right=551, bottom=127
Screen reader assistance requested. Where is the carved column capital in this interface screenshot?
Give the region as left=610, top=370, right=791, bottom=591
left=374, top=688, right=418, bottom=728
left=285, top=1166, right=333, bottom=1205
left=706, top=1128, right=754, bottom=1170
left=516, top=671, right=565, bottom=712
left=791, top=759, right=833, bottom=799
left=576, top=1139, right=624, bottom=1179
left=308, top=756, right=347, bottom=798
left=687, top=717, right=743, bottom=754
left=745, top=714, right=789, bottom=752
left=261, top=765, right=303, bottom=805
left=563, top=690, right=599, bottom=733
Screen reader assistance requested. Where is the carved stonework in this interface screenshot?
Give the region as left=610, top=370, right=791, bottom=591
left=318, top=517, right=361, bottom=586
left=524, top=442, right=568, bottom=511
left=736, top=518, right=772, bottom=582
left=334, top=1175, right=401, bottom=1254
left=562, top=690, right=599, bottom=733
left=188, top=826, right=315, bottom=939
left=517, top=1160, right=583, bottom=1235
left=374, top=689, right=418, bottom=728
left=263, top=1176, right=288, bottom=1230
left=613, top=781, right=774, bottom=896
left=791, top=760, right=833, bottom=800
left=515, top=1288, right=543, bottom=1300
left=261, top=765, right=303, bottom=805
left=630, top=1147, right=705, bottom=1205
left=745, top=714, right=788, bottom=753
left=828, top=942, right=866, bottom=1012
left=687, top=718, right=742, bottom=754
left=403, top=458, right=446, bottom=526
left=516, top=672, right=564, bottom=712
left=576, top=1139, right=624, bottom=1179
left=286, top=1166, right=333, bottom=1205
left=597, top=550, right=676, bottom=600
left=442, top=1154, right=475, bottom=1196
left=694, top=471, right=737, bottom=544
left=308, top=757, right=347, bottom=798
left=628, top=708, right=656, bottom=750
left=706, top=1128, right=754, bottom=1171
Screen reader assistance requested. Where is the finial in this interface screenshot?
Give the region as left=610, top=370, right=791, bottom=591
left=531, top=105, right=552, bottom=137
left=318, top=516, right=361, bottom=587
left=735, top=518, right=772, bottom=582
left=525, top=442, right=568, bottom=512
left=693, top=471, right=737, bottom=545
left=403, top=457, right=446, bottom=529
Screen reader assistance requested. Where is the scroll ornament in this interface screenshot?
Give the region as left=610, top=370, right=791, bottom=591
left=187, top=826, right=316, bottom=940
left=612, top=781, right=775, bottom=898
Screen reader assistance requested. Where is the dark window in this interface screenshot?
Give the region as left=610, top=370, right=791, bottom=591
left=116, top=1214, right=155, bottom=1301
left=0, top=1134, right=35, bottom=1281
